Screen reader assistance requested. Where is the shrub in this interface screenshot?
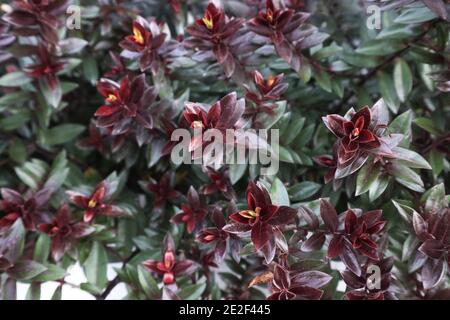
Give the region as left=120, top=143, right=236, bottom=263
left=0, top=0, right=449, bottom=300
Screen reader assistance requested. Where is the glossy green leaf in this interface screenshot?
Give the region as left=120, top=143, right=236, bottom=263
left=137, top=265, right=160, bottom=299
left=355, top=163, right=381, bottom=196
left=25, top=283, right=41, bottom=300
left=178, top=282, right=206, bottom=300
left=413, top=117, right=442, bottom=136
left=394, top=6, right=438, bottom=24
left=40, top=124, right=85, bottom=146
left=0, top=71, right=32, bottom=87
left=288, top=181, right=321, bottom=201
left=84, top=242, right=108, bottom=289
left=33, top=233, right=51, bottom=263
left=378, top=71, right=400, bottom=113
left=270, top=178, right=290, bottom=206
left=7, top=261, right=47, bottom=280
left=393, top=59, right=413, bottom=102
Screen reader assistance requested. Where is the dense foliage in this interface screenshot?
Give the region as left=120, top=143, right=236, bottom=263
left=0, top=0, right=449, bottom=300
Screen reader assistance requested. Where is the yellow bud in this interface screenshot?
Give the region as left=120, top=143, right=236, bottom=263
left=202, top=17, right=214, bottom=30
left=106, top=94, right=117, bottom=103
left=132, top=26, right=145, bottom=45
left=238, top=207, right=261, bottom=219
left=267, top=75, right=275, bottom=87
left=88, top=199, right=97, bottom=208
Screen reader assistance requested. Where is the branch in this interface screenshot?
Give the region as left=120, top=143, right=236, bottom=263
left=332, top=21, right=437, bottom=113
left=97, top=248, right=141, bottom=300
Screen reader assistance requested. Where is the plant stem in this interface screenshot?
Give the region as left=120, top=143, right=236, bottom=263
left=97, top=248, right=141, bottom=300
left=332, top=21, right=437, bottom=113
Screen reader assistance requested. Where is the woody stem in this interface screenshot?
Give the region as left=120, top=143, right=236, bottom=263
left=97, top=248, right=141, bottom=300
left=332, top=20, right=438, bottom=113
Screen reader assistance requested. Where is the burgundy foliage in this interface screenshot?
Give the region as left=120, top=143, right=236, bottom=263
left=248, top=0, right=314, bottom=72
left=143, top=234, right=196, bottom=285
left=267, top=264, right=331, bottom=300
left=413, top=208, right=450, bottom=289
left=341, top=257, right=397, bottom=300
left=24, top=44, right=65, bottom=90
left=95, top=74, right=157, bottom=144
left=66, top=182, right=127, bottom=223
left=171, top=187, right=207, bottom=233
left=38, top=204, right=94, bottom=261
left=0, top=0, right=448, bottom=302
left=119, top=16, right=167, bottom=73
left=186, top=3, right=245, bottom=77
left=2, top=0, right=69, bottom=44
left=0, top=187, right=53, bottom=230
left=224, top=181, right=296, bottom=263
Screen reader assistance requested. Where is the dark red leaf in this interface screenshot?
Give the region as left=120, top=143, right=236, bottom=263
left=419, top=239, right=445, bottom=259
left=251, top=222, right=272, bottom=250
left=327, top=235, right=344, bottom=258
left=421, top=258, right=446, bottom=290
left=222, top=222, right=251, bottom=234
left=301, top=232, right=325, bottom=252
left=273, top=264, right=290, bottom=289
left=267, top=206, right=296, bottom=226
left=291, top=270, right=332, bottom=289
left=298, top=206, right=319, bottom=230
left=289, top=285, right=324, bottom=300
left=340, top=243, right=362, bottom=276
left=412, top=212, right=430, bottom=241
left=320, top=199, right=339, bottom=232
